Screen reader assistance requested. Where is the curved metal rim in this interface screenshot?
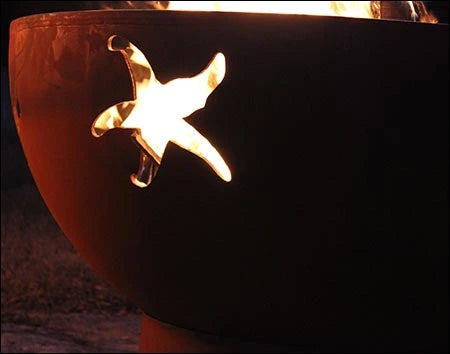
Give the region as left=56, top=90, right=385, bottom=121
left=10, top=8, right=441, bottom=33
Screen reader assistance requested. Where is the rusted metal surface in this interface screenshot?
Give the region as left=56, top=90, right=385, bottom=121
left=9, top=10, right=449, bottom=351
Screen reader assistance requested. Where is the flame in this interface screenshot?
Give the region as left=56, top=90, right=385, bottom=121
left=92, top=35, right=231, bottom=188
left=97, top=1, right=437, bottom=23
left=147, top=1, right=437, bottom=23
left=164, top=1, right=375, bottom=19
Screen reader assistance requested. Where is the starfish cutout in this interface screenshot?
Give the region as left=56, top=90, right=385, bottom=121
left=91, top=35, right=231, bottom=188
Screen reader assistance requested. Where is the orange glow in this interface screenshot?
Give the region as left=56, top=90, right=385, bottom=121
left=92, top=35, right=230, bottom=188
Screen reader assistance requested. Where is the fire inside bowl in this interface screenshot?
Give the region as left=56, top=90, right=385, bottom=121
left=9, top=10, right=448, bottom=350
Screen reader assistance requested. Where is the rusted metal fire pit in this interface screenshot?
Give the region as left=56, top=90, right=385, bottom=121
left=9, top=9, right=448, bottom=352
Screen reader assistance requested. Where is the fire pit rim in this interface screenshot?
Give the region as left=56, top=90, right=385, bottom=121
left=10, top=8, right=446, bottom=33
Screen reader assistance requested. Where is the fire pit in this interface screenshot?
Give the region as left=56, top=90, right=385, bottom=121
left=9, top=7, right=448, bottom=352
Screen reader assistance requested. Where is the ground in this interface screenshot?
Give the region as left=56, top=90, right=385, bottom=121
left=1, top=184, right=142, bottom=353
left=2, top=312, right=140, bottom=353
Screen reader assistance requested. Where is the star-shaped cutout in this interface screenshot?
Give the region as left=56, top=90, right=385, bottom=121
left=91, top=35, right=231, bottom=188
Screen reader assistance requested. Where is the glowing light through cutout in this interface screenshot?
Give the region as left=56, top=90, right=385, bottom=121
left=91, top=35, right=231, bottom=188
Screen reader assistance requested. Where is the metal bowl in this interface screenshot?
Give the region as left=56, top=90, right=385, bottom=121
left=9, top=10, right=449, bottom=350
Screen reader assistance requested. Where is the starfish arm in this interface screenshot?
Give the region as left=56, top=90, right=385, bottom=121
left=107, top=35, right=155, bottom=99
left=130, top=130, right=163, bottom=164
left=91, top=101, right=136, bottom=137
left=163, top=52, right=226, bottom=119
left=130, top=151, right=160, bottom=188
left=170, top=120, right=231, bottom=182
